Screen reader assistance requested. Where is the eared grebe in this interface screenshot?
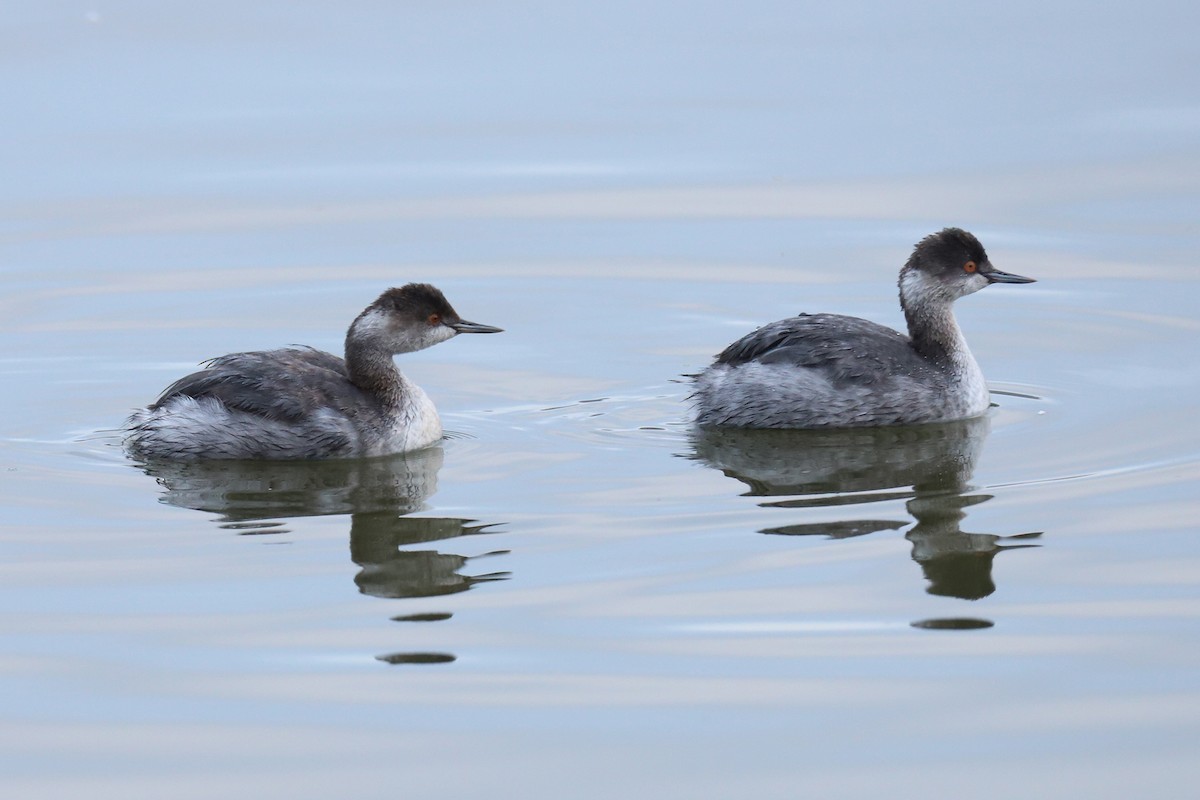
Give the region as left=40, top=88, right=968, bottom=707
left=124, top=283, right=502, bottom=460
left=692, top=228, right=1034, bottom=429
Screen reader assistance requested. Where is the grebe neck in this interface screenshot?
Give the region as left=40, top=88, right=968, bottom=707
left=344, top=338, right=404, bottom=408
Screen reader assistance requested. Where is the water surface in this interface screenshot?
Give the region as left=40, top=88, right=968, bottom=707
left=3, top=2, right=1200, bottom=798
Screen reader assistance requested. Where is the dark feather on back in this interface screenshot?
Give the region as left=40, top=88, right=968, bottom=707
left=715, top=313, right=942, bottom=388
left=150, top=346, right=370, bottom=422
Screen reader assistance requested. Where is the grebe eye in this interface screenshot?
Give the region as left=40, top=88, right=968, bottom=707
left=428, top=313, right=440, bottom=325
left=964, top=261, right=977, bottom=273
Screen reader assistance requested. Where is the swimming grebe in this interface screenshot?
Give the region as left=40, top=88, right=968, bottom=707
left=692, top=228, right=1034, bottom=429
left=124, top=283, right=502, bottom=460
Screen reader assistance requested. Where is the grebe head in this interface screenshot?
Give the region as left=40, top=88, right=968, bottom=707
left=899, top=228, right=1035, bottom=310
left=348, top=283, right=503, bottom=355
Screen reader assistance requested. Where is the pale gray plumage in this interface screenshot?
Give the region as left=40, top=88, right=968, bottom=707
left=692, top=228, right=1034, bottom=429
left=124, top=283, right=502, bottom=461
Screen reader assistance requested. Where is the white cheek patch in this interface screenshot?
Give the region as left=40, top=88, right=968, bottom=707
left=427, top=324, right=457, bottom=346
left=900, top=269, right=948, bottom=302
left=403, top=322, right=457, bottom=353
left=354, top=309, right=392, bottom=338
left=353, top=309, right=461, bottom=353
left=898, top=269, right=922, bottom=298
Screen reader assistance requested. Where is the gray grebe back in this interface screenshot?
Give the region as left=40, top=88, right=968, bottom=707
left=692, top=228, right=1034, bottom=429
left=124, top=283, right=502, bottom=460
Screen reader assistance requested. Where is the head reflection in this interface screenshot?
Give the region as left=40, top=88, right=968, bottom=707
left=690, top=416, right=1038, bottom=602
left=134, top=447, right=509, bottom=662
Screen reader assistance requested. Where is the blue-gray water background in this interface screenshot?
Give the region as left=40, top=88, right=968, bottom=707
left=3, top=2, right=1199, bottom=797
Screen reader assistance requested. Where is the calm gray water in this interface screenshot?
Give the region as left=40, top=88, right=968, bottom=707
left=3, top=2, right=1200, bottom=798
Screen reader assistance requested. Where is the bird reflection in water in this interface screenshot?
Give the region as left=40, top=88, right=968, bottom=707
left=690, top=415, right=1039, bottom=612
left=134, top=446, right=508, bottom=663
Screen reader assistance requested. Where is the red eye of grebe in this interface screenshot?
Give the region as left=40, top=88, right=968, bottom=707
left=964, top=261, right=977, bottom=273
